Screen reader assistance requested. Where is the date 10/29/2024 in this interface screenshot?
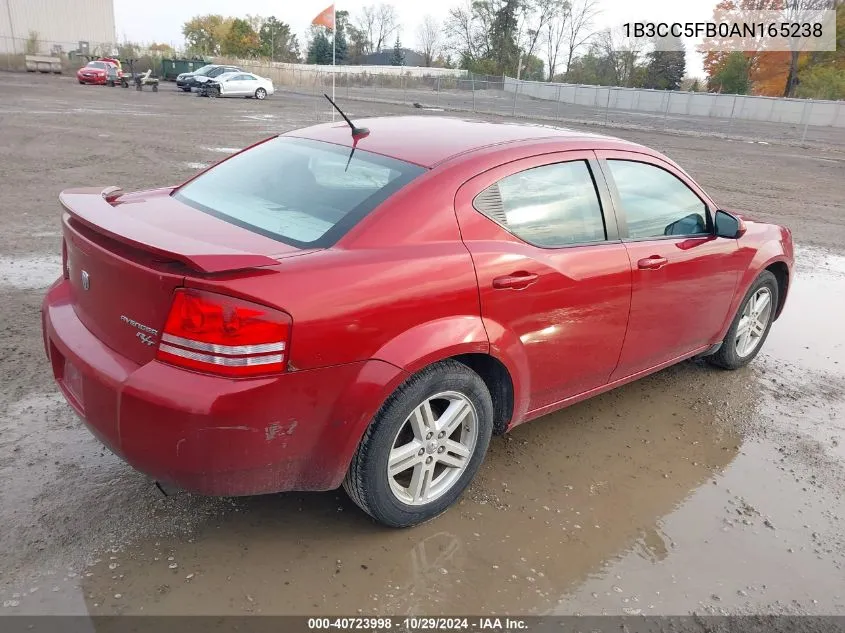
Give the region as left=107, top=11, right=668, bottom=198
left=307, top=617, right=529, bottom=631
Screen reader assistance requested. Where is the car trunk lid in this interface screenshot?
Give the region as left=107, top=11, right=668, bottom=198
left=60, top=186, right=305, bottom=364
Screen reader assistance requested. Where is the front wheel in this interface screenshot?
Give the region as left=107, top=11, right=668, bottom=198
left=254, top=87, right=267, bottom=100
left=344, top=360, right=493, bottom=527
left=708, top=270, right=778, bottom=370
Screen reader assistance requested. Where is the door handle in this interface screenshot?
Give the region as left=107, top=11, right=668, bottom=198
left=637, top=255, right=668, bottom=270
left=492, top=272, right=539, bottom=290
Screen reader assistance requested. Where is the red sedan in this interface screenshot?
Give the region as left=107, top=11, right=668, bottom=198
left=42, top=117, right=793, bottom=527
left=76, top=60, right=115, bottom=85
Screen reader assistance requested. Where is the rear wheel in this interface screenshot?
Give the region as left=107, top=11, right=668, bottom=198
left=708, top=270, right=778, bottom=370
left=255, top=87, right=267, bottom=100
left=344, top=360, right=493, bottom=527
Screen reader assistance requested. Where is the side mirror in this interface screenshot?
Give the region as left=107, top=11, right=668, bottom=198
left=715, top=210, right=746, bottom=239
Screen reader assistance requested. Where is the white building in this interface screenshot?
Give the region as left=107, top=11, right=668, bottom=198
left=1, top=0, right=116, bottom=55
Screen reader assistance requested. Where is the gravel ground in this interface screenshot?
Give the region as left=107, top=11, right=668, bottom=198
left=0, top=72, right=844, bottom=618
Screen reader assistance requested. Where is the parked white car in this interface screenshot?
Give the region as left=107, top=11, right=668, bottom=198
left=205, top=72, right=275, bottom=99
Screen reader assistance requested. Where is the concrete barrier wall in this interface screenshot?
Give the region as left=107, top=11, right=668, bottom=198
left=505, top=77, right=845, bottom=128
left=217, top=58, right=467, bottom=78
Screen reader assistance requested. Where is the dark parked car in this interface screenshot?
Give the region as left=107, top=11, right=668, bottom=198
left=175, top=64, right=242, bottom=92
left=43, top=117, right=793, bottom=528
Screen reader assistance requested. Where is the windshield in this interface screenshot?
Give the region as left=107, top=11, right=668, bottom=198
left=174, top=137, right=425, bottom=248
left=194, top=65, right=215, bottom=76
left=86, top=62, right=106, bottom=69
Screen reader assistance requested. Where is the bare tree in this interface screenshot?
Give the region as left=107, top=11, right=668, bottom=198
left=781, top=0, right=830, bottom=96
left=545, top=2, right=570, bottom=80
left=355, top=6, right=377, bottom=55
left=444, top=0, right=489, bottom=62
left=373, top=4, right=400, bottom=53
left=595, top=27, right=646, bottom=87
left=416, top=15, right=441, bottom=66
left=563, top=0, right=599, bottom=81
left=354, top=4, right=399, bottom=54
left=518, top=0, right=565, bottom=77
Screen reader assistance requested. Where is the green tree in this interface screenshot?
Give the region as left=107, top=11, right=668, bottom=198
left=643, top=37, right=686, bottom=90
left=490, top=0, right=520, bottom=75
left=307, top=29, right=333, bottom=64
left=713, top=51, right=750, bottom=94
left=796, top=66, right=845, bottom=100
left=334, top=9, right=349, bottom=63
left=182, top=14, right=227, bottom=56
left=259, top=17, right=299, bottom=61
left=390, top=35, right=405, bottom=65
left=221, top=18, right=260, bottom=57
left=521, top=54, right=545, bottom=81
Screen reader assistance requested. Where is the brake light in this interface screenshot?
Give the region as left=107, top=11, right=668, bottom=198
left=156, top=289, right=291, bottom=377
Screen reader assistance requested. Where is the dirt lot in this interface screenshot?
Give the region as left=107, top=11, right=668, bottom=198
left=0, top=72, right=844, bottom=618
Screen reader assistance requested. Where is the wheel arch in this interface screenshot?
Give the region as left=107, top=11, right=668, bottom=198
left=718, top=253, right=791, bottom=341
left=371, top=315, right=528, bottom=434
left=451, top=353, right=514, bottom=435
left=764, top=260, right=789, bottom=320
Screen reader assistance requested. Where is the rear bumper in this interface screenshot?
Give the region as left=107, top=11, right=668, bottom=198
left=42, top=279, right=407, bottom=496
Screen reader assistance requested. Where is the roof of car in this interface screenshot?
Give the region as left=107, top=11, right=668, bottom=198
left=286, top=116, right=649, bottom=168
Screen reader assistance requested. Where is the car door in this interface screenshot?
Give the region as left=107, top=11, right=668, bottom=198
left=239, top=74, right=260, bottom=96
left=455, top=152, right=632, bottom=415
left=596, top=151, right=742, bottom=380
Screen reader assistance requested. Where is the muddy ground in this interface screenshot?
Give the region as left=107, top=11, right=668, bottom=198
left=0, top=72, right=843, bottom=617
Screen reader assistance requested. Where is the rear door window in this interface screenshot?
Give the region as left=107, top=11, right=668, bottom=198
left=473, top=160, right=607, bottom=247
left=174, top=137, right=425, bottom=248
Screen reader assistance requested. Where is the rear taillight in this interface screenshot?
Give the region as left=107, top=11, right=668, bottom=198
left=156, top=289, right=291, bottom=377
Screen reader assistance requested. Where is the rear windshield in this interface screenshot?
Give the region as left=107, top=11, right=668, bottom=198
left=173, top=137, right=425, bottom=248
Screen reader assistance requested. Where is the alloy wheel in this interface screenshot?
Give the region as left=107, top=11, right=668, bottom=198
left=735, top=287, right=773, bottom=358
left=387, top=391, right=478, bottom=506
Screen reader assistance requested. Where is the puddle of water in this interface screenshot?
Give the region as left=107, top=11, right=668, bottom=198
left=764, top=246, right=845, bottom=375
left=4, top=361, right=758, bottom=615
left=552, top=439, right=845, bottom=615
left=0, top=391, right=235, bottom=615
left=0, top=255, right=62, bottom=290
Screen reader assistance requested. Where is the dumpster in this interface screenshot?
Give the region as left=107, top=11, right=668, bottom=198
left=161, top=58, right=209, bottom=81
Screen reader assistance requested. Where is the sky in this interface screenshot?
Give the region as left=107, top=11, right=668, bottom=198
left=113, top=0, right=716, bottom=77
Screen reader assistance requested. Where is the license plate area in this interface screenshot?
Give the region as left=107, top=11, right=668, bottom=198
left=62, top=357, right=85, bottom=410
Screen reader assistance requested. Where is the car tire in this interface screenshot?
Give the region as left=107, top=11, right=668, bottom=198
left=343, top=360, right=494, bottom=528
left=255, top=88, right=267, bottom=100
left=707, top=270, right=779, bottom=370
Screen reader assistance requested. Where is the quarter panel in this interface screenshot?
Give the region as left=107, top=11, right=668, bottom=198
left=187, top=243, right=483, bottom=372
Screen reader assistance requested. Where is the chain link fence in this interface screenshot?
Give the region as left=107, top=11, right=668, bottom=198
left=3, top=39, right=843, bottom=147
left=226, top=60, right=845, bottom=147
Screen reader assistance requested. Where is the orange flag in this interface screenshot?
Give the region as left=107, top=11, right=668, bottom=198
left=312, top=4, right=335, bottom=30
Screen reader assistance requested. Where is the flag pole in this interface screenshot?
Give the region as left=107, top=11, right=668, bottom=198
left=331, top=3, right=336, bottom=121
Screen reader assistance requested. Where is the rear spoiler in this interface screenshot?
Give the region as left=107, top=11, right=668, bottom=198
left=59, top=187, right=282, bottom=274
